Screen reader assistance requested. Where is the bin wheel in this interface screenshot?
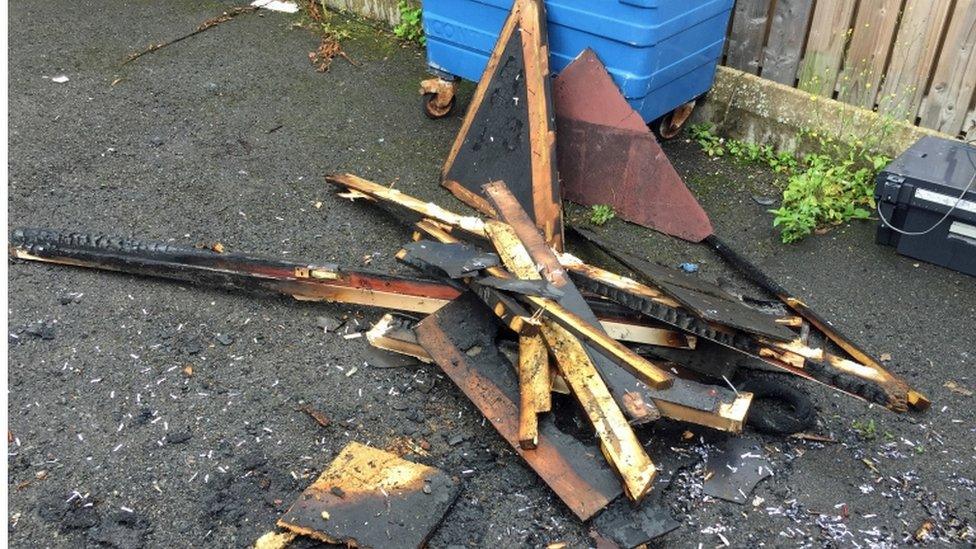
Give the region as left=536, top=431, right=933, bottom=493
left=422, top=92, right=457, bottom=119
left=653, top=101, right=696, bottom=140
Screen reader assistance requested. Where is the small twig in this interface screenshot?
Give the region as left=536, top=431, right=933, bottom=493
left=121, top=6, right=258, bottom=67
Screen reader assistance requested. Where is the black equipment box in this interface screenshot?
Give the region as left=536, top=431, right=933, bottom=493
left=875, top=136, right=976, bottom=277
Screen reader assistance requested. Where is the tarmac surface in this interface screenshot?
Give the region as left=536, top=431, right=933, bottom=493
left=7, top=1, right=975, bottom=547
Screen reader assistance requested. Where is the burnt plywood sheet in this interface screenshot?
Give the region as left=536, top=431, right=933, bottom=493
left=415, top=293, right=622, bottom=520
left=592, top=496, right=680, bottom=547
left=441, top=0, right=562, bottom=249
left=400, top=240, right=499, bottom=278
left=552, top=50, right=713, bottom=243
left=702, top=437, right=772, bottom=504
left=557, top=118, right=713, bottom=242
left=277, top=442, right=460, bottom=548
left=571, top=227, right=795, bottom=342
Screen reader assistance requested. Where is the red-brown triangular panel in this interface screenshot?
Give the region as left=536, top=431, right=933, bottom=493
left=553, top=49, right=713, bottom=242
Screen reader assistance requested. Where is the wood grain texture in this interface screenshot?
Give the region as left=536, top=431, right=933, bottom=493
left=837, top=0, right=902, bottom=108
left=761, top=0, right=815, bottom=84
left=878, top=0, right=953, bottom=120
left=920, top=0, right=976, bottom=133
left=797, top=0, right=857, bottom=96
left=726, top=0, right=772, bottom=74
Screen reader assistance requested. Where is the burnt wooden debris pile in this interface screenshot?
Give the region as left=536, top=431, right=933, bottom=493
left=8, top=1, right=931, bottom=546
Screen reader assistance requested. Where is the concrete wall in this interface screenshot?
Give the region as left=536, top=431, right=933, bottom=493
left=323, top=0, right=401, bottom=26
left=690, top=67, right=955, bottom=159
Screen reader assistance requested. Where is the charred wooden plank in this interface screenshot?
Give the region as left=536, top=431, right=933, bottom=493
left=539, top=320, right=657, bottom=501
left=569, top=226, right=795, bottom=342
left=277, top=442, right=460, bottom=548
left=327, top=174, right=489, bottom=237
left=9, top=228, right=459, bottom=314
left=414, top=219, right=750, bottom=432
left=475, top=276, right=564, bottom=299
left=517, top=334, right=550, bottom=449
left=441, top=0, right=563, bottom=249
left=564, top=253, right=904, bottom=409
left=365, top=314, right=431, bottom=363
left=481, top=182, right=672, bottom=390
left=708, top=233, right=929, bottom=411
left=415, top=294, right=621, bottom=520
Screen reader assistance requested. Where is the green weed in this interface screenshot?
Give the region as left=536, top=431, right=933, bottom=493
left=394, top=1, right=425, bottom=45
left=852, top=419, right=877, bottom=441
left=688, top=123, right=889, bottom=243
left=588, top=205, right=616, bottom=226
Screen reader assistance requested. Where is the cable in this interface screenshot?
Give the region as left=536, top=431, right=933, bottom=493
left=876, top=137, right=976, bottom=236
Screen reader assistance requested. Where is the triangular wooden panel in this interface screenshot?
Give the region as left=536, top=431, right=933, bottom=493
left=441, top=0, right=563, bottom=250
left=553, top=49, right=714, bottom=243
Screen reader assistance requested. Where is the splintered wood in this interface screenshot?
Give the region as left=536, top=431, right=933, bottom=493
left=278, top=442, right=459, bottom=549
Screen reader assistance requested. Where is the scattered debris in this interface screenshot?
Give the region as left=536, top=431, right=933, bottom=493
left=944, top=380, right=973, bottom=396
left=121, top=6, right=259, bottom=67
left=702, top=437, right=772, bottom=504
left=678, top=262, right=699, bottom=273
left=50, top=75, right=70, bottom=84
left=277, top=442, right=460, bottom=548
left=591, top=497, right=680, bottom=547
left=254, top=530, right=297, bottom=549
left=250, top=0, right=299, bottom=13
left=297, top=405, right=331, bottom=429
left=308, top=35, right=357, bottom=72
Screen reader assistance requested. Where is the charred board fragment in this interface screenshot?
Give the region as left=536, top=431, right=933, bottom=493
left=9, top=228, right=460, bottom=314
left=569, top=226, right=795, bottom=342
left=415, top=294, right=622, bottom=520
left=365, top=314, right=431, bottom=363
left=591, top=497, right=680, bottom=548
left=553, top=49, right=712, bottom=243
left=399, top=240, right=499, bottom=279
left=441, top=0, right=563, bottom=249
left=702, top=437, right=772, bottom=504
left=475, top=276, right=565, bottom=299
left=277, top=442, right=460, bottom=548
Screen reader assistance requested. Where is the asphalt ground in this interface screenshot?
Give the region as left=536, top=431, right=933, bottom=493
left=7, top=1, right=974, bottom=547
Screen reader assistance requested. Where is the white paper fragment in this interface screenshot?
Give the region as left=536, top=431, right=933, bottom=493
left=251, top=0, right=299, bottom=13
left=51, top=75, right=70, bottom=83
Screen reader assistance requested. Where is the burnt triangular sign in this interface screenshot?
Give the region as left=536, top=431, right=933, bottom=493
left=553, top=49, right=714, bottom=243
left=441, top=0, right=563, bottom=250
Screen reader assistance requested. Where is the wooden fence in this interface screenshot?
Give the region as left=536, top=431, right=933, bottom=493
left=724, top=0, right=976, bottom=139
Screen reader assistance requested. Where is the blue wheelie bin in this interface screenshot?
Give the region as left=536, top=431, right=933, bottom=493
left=421, top=0, right=733, bottom=133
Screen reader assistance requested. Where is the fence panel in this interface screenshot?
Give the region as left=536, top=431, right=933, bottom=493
left=876, top=0, right=953, bottom=121
left=761, top=0, right=815, bottom=85
left=836, top=0, right=902, bottom=109
left=796, top=0, right=858, bottom=97
left=726, top=0, right=772, bottom=74
left=919, top=0, right=976, bottom=135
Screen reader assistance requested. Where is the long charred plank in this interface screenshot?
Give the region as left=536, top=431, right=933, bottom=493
left=481, top=182, right=671, bottom=389
left=706, top=234, right=928, bottom=410
left=517, top=334, right=549, bottom=449
left=540, top=320, right=657, bottom=501
left=414, top=219, right=751, bottom=432
left=9, top=228, right=459, bottom=314
left=563, top=254, right=904, bottom=409
left=415, top=294, right=622, bottom=520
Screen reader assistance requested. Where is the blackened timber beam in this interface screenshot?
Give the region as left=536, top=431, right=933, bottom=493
left=9, top=228, right=458, bottom=314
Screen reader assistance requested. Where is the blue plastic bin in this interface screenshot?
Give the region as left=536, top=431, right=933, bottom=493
left=423, top=0, right=733, bottom=123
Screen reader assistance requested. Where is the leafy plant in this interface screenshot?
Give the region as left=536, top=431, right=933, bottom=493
left=394, top=1, right=425, bottom=45
left=852, top=418, right=877, bottom=441
left=588, top=204, right=616, bottom=226
left=689, top=121, right=891, bottom=243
